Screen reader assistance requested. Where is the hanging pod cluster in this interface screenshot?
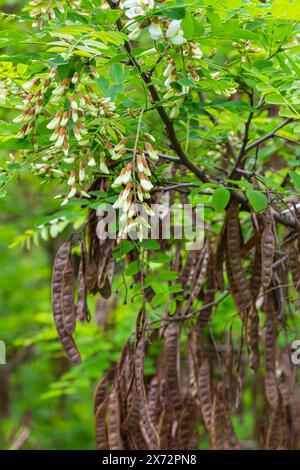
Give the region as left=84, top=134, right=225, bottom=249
left=51, top=199, right=300, bottom=449
left=51, top=207, right=116, bottom=364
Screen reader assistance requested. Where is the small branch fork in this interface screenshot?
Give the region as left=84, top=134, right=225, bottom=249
left=107, top=0, right=298, bottom=229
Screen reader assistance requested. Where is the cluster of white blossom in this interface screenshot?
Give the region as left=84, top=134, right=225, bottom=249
left=122, top=0, right=187, bottom=45
left=13, top=64, right=117, bottom=205
left=29, top=0, right=82, bottom=29
left=111, top=134, right=159, bottom=240
left=162, top=42, right=204, bottom=118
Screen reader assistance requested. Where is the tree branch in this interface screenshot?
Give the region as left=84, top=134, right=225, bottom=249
left=245, top=118, right=293, bottom=154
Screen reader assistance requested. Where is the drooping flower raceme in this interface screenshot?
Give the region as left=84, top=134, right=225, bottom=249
left=13, top=63, right=118, bottom=205
left=111, top=135, right=159, bottom=241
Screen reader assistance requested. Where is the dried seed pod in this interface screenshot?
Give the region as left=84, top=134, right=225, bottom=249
left=182, top=251, right=197, bottom=292
left=93, top=368, right=114, bottom=415
left=61, top=252, right=76, bottom=335
left=163, top=322, right=182, bottom=418
left=95, top=396, right=109, bottom=450
left=177, top=398, right=197, bottom=450
left=107, top=388, right=124, bottom=450
left=264, top=293, right=278, bottom=409
left=288, top=242, right=300, bottom=311
left=198, top=360, right=212, bottom=431
left=265, top=403, right=282, bottom=450
left=261, top=209, right=275, bottom=288
left=85, top=259, right=98, bottom=295
left=98, top=240, right=115, bottom=292
left=195, top=249, right=215, bottom=338
left=183, top=245, right=209, bottom=315
left=247, top=306, right=260, bottom=371
left=128, top=421, right=148, bottom=450
left=250, top=239, right=262, bottom=301
left=76, top=240, right=90, bottom=323
left=225, top=251, right=248, bottom=318
left=134, top=332, right=160, bottom=450
left=99, top=255, right=116, bottom=299
left=214, top=217, right=228, bottom=291
left=121, top=384, right=140, bottom=434
left=52, top=240, right=81, bottom=365
left=88, top=208, right=100, bottom=260
left=226, top=201, right=252, bottom=319
left=210, top=382, right=226, bottom=449
left=147, top=376, right=161, bottom=428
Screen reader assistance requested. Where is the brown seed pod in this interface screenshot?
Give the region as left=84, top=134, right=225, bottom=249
left=195, top=249, right=215, bottom=338
left=85, top=258, right=98, bottom=295
left=99, top=255, right=116, bottom=299
left=128, top=421, right=148, bottom=450
left=261, top=208, right=275, bottom=288
left=225, top=250, right=248, bottom=319
left=88, top=208, right=100, bottom=260
left=182, top=251, right=198, bottom=292
left=214, top=216, right=228, bottom=291
left=60, top=249, right=76, bottom=335
left=265, top=403, right=282, bottom=450
left=147, top=376, right=161, bottom=428
left=183, top=244, right=209, bottom=315
left=226, top=201, right=252, bottom=319
left=95, top=396, right=109, bottom=450
left=52, top=240, right=81, bottom=365
left=250, top=238, right=262, bottom=301
left=134, top=332, right=160, bottom=450
left=163, top=322, right=182, bottom=418
left=76, top=240, right=90, bottom=323
left=107, top=388, right=124, bottom=450
left=98, top=240, right=113, bottom=289
left=177, top=397, right=197, bottom=450
left=93, top=367, right=115, bottom=416
left=287, top=242, right=300, bottom=311
left=264, top=293, right=278, bottom=409
left=210, top=382, right=226, bottom=449
left=247, top=306, right=260, bottom=372
left=198, top=359, right=212, bottom=431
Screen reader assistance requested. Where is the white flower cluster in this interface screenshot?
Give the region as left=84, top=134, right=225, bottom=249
left=13, top=64, right=118, bottom=205
left=161, top=42, right=204, bottom=118
left=13, top=67, right=56, bottom=137
left=111, top=135, right=159, bottom=240
left=29, top=0, right=82, bottom=29
left=122, top=1, right=186, bottom=45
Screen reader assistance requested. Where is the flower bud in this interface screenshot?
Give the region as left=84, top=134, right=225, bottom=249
left=100, top=157, right=110, bottom=174
left=55, top=128, right=66, bottom=147
left=56, top=2, right=65, bottom=13
left=143, top=132, right=155, bottom=142
left=145, top=142, right=159, bottom=161
left=88, top=156, right=96, bottom=167
left=68, top=184, right=77, bottom=199
left=138, top=173, right=153, bottom=192
left=71, top=72, right=79, bottom=85
left=79, top=161, right=85, bottom=181
left=47, top=111, right=62, bottom=130
left=63, top=140, right=69, bottom=156
left=67, top=170, right=76, bottom=186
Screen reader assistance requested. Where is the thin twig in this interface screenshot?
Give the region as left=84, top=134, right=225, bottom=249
left=245, top=118, right=293, bottom=154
